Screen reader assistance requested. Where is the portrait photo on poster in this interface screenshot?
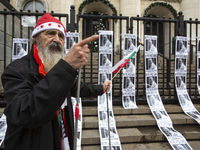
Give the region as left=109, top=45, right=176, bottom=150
left=198, top=37, right=200, bottom=53
left=146, top=57, right=157, bottom=71
left=100, top=54, right=112, bottom=68
left=172, top=143, right=193, bottom=150
left=198, top=74, right=200, bottom=87
left=123, top=95, right=136, bottom=108
left=12, top=38, right=28, bottom=61
left=146, top=76, right=158, bottom=89
left=109, top=127, right=118, bottom=138
left=124, top=57, right=135, bottom=72
left=178, top=94, right=192, bottom=107
left=99, top=34, right=112, bottom=49
left=124, top=37, right=136, bottom=51
left=145, top=38, right=157, bottom=52
left=147, top=94, right=163, bottom=108
left=66, top=37, right=78, bottom=49
left=123, top=76, right=135, bottom=91
left=99, top=73, right=111, bottom=84
left=176, top=57, right=187, bottom=71
left=99, top=111, right=108, bottom=122
left=100, top=127, right=109, bottom=139
left=176, top=39, right=188, bottom=54
left=65, top=32, right=79, bottom=53
left=160, top=126, right=182, bottom=138
left=152, top=110, right=169, bottom=120
left=197, top=56, right=200, bottom=71
left=175, top=75, right=186, bottom=89
left=186, top=111, right=200, bottom=120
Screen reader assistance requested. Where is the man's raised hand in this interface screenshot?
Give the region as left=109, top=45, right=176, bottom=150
left=65, top=35, right=99, bottom=70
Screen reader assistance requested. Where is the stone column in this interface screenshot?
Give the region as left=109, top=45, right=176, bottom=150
left=120, top=0, right=141, bottom=42
left=51, top=0, right=74, bottom=14
left=181, top=0, right=200, bottom=20
left=51, top=0, right=74, bottom=31
left=181, top=0, right=200, bottom=43
left=120, top=0, right=140, bottom=17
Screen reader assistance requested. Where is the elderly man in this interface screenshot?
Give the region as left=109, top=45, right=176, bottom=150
left=1, top=13, right=111, bottom=150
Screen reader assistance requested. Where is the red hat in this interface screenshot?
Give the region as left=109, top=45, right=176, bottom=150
left=32, top=12, right=66, bottom=37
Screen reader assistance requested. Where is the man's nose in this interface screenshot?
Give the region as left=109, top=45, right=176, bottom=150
left=53, top=34, right=61, bottom=44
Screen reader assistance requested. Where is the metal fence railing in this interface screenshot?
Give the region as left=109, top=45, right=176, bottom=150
left=1, top=5, right=200, bottom=106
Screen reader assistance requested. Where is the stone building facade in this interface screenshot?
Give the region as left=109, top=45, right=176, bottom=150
left=8, top=0, right=200, bottom=20
left=7, top=0, right=200, bottom=50
left=0, top=0, right=200, bottom=95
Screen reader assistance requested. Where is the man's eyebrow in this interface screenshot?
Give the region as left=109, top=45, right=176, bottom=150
left=45, top=30, right=56, bottom=34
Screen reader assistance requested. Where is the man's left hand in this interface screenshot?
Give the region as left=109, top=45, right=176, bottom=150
left=103, top=81, right=111, bottom=92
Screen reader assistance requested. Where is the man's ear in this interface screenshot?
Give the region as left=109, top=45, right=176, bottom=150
left=32, top=34, right=40, bottom=44
left=33, top=36, right=37, bottom=44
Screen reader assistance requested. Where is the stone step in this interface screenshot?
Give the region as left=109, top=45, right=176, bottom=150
left=83, top=113, right=198, bottom=129
left=81, top=104, right=200, bottom=150
left=81, top=141, right=200, bottom=150
left=81, top=125, right=200, bottom=145
left=82, top=104, right=200, bottom=116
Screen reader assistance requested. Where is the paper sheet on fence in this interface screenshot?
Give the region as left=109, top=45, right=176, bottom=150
left=197, top=37, right=200, bottom=95
left=98, top=30, right=122, bottom=150
left=145, top=35, right=193, bottom=150
left=122, top=34, right=138, bottom=109
left=66, top=32, right=82, bottom=150
left=175, top=36, right=200, bottom=125
left=12, top=38, right=28, bottom=62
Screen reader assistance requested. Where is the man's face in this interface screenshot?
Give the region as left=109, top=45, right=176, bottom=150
left=178, top=77, right=182, bottom=83
left=149, top=77, right=153, bottom=85
left=128, top=38, right=132, bottom=47
left=178, top=58, right=182, bottom=64
left=180, top=41, right=183, bottom=49
left=102, top=74, right=107, bottom=82
left=148, top=40, right=152, bottom=49
left=39, top=29, right=64, bottom=49
left=102, top=54, right=107, bottom=64
left=70, top=37, right=74, bottom=46
left=104, top=129, right=109, bottom=137
left=17, top=44, right=22, bottom=53
left=125, top=97, right=130, bottom=106
left=148, top=59, right=152, bottom=68
left=102, top=112, right=107, bottom=120
left=35, top=29, right=65, bottom=72
left=103, top=35, right=107, bottom=44
left=126, top=77, right=130, bottom=86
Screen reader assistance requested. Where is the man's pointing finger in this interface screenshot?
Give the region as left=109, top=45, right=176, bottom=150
left=76, top=35, right=99, bottom=47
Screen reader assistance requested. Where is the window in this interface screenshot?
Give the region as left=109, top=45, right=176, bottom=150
left=23, top=0, right=44, bottom=12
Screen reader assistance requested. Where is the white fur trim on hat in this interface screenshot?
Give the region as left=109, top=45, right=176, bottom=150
left=31, top=22, right=65, bottom=37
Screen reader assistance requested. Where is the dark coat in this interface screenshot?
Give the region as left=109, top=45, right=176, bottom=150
left=1, top=47, right=103, bottom=150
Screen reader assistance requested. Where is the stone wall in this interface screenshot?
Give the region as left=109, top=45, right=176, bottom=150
left=0, top=1, right=32, bottom=96
left=0, top=2, right=12, bottom=96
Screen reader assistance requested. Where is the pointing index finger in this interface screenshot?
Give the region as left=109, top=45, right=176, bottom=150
left=76, top=35, right=99, bottom=47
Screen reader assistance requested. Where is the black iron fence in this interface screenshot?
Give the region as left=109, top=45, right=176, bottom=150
left=1, top=5, right=200, bottom=106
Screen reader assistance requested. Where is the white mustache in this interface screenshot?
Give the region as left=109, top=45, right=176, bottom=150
left=48, top=42, right=64, bottom=52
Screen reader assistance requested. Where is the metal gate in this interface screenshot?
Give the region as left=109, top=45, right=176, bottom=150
left=1, top=5, right=200, bottom=106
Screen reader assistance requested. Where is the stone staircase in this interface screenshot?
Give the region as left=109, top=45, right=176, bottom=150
left=81, top=104, right=200, bottom=150
left=0, top=104, right=199, bottom=150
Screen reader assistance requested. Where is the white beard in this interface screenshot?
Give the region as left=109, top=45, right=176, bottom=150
left=37, top=42, right=66, bottom=73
